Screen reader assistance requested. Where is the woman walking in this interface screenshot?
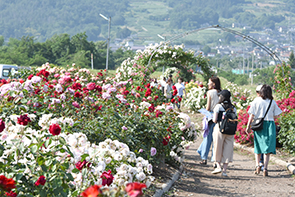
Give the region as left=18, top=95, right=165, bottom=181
left=197, top=76, right=221, bottom=165
left=246, top=84, right=282, bottom=176
left=211, top=89, right=236, bottom=176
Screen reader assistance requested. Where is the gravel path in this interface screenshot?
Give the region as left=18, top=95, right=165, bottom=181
left=166, top=136, right=295, bottom=197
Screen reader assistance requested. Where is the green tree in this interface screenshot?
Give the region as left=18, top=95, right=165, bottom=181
left=202, top=45, right=211, bottom=55
left=289, top=50, right=295, bottom=69
left=0, top=36, right=4, bottom=46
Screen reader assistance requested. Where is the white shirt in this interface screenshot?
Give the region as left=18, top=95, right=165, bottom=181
left=248, top=97, right=282, bottom=121
left=175, top=83, right=185, bottom=96
left=160, top=80, right=166, bottom=87
left=207, top=89, right=219, bottom=112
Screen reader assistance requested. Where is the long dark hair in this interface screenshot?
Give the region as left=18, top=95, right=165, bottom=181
left=210, top=76, right=221, bottom=92
left=259, top=84, right=273, bottom=100
left=218, top=94, right=234, bottom=110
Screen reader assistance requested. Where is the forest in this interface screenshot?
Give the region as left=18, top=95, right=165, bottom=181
left=0, top=0, right=292, bottom=42
left=0, top=32, right=134, bottom=69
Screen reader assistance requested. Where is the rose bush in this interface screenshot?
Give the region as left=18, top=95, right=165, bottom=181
left=224, top=82, right=253, bottom=112
left=183, top=83, right=207, bottom=112
left=0, top=113, right=153, bottom=196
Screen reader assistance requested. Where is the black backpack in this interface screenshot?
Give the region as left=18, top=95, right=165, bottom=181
left=219, top=105, right=238, bottom=135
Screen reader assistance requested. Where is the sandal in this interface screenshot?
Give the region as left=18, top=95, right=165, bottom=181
left=200, top=160, right=207, bottom=165
left=254, top=165, right=261, bottom=175
left=263, top=169, right=268, bottom=177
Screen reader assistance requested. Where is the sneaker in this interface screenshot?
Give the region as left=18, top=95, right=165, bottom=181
left=211, top=168, right=222, bottom=174
left=213, top=163, right=217, bottom=169
left=221, top=172, right=228, bottom=176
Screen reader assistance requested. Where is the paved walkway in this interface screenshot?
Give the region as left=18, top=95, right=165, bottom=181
left=168, top=136, right=295, bottom=197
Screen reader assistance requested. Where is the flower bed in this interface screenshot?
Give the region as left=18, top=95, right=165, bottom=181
left=0, top=63, right=199, bottom=196
left=0, top=113, right=153, bottom=196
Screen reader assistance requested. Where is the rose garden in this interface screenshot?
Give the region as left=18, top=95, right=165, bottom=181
left=0, top=43, right=294, bottom=197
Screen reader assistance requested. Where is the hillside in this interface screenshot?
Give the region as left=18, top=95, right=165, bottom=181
left=0, top=0, right=294, bottom=44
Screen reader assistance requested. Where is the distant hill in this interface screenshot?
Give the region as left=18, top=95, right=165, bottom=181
left=0, top=0, right=294, bottom=43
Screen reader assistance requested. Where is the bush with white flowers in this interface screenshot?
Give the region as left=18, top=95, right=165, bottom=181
left=0, top=114, right=153, bottom=196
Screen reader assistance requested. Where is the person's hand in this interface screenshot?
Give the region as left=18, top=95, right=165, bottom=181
left=245, top=126, right=251, bottom=135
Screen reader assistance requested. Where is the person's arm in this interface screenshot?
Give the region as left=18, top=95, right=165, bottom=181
left=183, top=89, right=186, bottom=99
left=245, top=114, right=255, bottom=134
left=213, top=112, right=218, bottom=123
left=206, top=92, right=211, bottom=111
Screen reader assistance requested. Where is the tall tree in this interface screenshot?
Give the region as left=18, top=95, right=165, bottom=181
left=289, top=50, right=295, bottom=69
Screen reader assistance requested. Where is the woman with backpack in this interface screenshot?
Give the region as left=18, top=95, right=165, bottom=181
left=197, top=76, right=221, bottom=165
left=212, top=90, right=237, bottom=176
left=245, top=84, right=282, bottom=176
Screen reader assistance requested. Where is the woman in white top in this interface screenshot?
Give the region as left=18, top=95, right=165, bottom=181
left=246, top=84, right=282, bottom=176
left=211, top=90, right=236, bottom=176
left=198, top=76, right=221, bottom=165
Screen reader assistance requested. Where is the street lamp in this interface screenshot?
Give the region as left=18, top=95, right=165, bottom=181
left=100, top=13, right=111, bottom=72
left=157, top=34, right=166, bottom=74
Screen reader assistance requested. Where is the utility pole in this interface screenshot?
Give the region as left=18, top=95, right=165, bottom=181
left=100, top=14, right=111, bottom=73
left=247, top=55, right=249, bottom=75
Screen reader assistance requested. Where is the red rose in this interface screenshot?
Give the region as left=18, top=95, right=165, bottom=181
left=28, top=74, right=34, bottom=80
left=172, top=85, right=176, bottom=90
left=35, top=175, right=46, bottom=186
left=178, top=97, right=182, bottom=102
left=125, top=182, right=146, bottom=197
left=171, top=98, right=175, bottom=103
left=136, top=86, right=141, bottom=91
left=145, top=88, right=152, bottom=97
left=155, top=110, right=163, bottom=118
left=199, top=84, right=203, bottom=87
left=123, top=90, right=129, bottom=96
left=17, top=114, right=31, bottom=126
left=154, top=95, right=159, bottom=101
left=0, top=175, right=16, bottom=192
left=19, top=79, right=24, bottom=84
left=162, top=137, right=169, bottom=146
left=81, top=185, right=102, bottom=197
left=5, top=191, right=17, bottom=197
left=49, top=124, right=61, bottom=136
left=35, top=89, right=41, bottom=95
left=87, top=82, right=96, bottom=90
left=0, top=79, right=7, bottom=84
left=0, top=119, right=5, bottom=132
left=76, top=160, right=91, bottom=171
left=96, top=85, right=102, bottom=92
left=72, top=83, right=82, bottom=90
left=100, top=170, right=114, bottom=186
left=146, top=83, right=150, bottom=88
left=173, top=89, right=178, bottom=96
left=74, top=91, right=83, bottom=98
left=148, top=104, right=155, bottom=113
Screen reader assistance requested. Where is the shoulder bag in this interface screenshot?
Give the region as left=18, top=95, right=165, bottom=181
left=250, top=99, right=272, bottom=131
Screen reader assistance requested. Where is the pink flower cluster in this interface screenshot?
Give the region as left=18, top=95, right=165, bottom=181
left=234, top=106, right=254, bottom=145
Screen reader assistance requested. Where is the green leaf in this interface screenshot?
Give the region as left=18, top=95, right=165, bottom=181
left=40, top=190, right=47, bottom=197
left=15, top=173, right=23, bottom=181
left=45, top=159, right=52, bottom=167
left=80, top=154, right=89, bottom=161
left=31, top=145, right=38, bottom=153
left=72, top=168, right=80, bottom=173
left=59, top=137, right=66, bottom=145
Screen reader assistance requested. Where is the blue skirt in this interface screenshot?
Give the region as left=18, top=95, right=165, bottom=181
left=254, top=121, right=276, bottom=154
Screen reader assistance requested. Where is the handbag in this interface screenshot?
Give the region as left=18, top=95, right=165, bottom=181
left=251, top=99, right=272, bottom=131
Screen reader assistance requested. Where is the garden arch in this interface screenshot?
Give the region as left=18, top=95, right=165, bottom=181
left=147, top=25, right=283, bottom=75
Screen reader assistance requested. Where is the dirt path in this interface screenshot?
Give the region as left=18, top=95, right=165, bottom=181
left=166, top=136, right=295, bottom=197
